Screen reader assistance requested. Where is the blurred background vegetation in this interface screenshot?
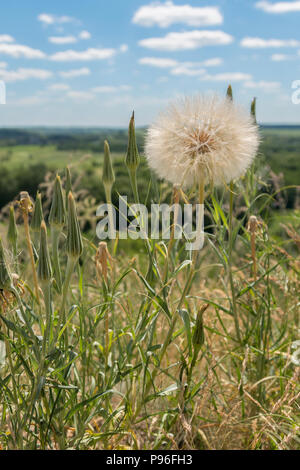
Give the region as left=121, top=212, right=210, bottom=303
left=0, top=125, right=299, bottom=213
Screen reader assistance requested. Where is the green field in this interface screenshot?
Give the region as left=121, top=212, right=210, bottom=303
left=0, top=126, right=299, bottom=211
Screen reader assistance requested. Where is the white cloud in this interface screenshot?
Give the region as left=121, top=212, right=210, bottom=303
left=241, top=37, right=300, bottom=48
left=48, top=83, right=70, bottom=91
left=202, top=58, right=223, bottom=67
left=0, top=35, right=14, bottom=43
left=92, top=85, right=132, bottom=93
left=0, top=62, right=7, bottom=68
left=201, top=72, right=252, bottom=82
left=67, top=90, right=94, bottom=100
left=139, top=57, right=223, bottom=75
left=13, top=95, right=51, bottom=106
left=244, top=80, right=281, bottom=91
left=0, top=43, right=46, bottom=58
left=0, top=68, right=52, bottom=82
left=50, top=48, right=116, bottom=61
left=132, top=1, right=223, bottom=27
left=256, top=1, right=300, bottom=13
left=271, top=53, right=291, bottom=61
left=139, top=57, right=178, bottom=68
left=171, top=59, right=223, bottom=75
left=139, top=30, right=233, bottom=51
left=59, top=67, right=90, bottom=78
left=38, top=13, right=76, bottom=25
left=171, top=64, right=205, bottom=76
left=49, top=36, right=77, bottom=44
left=120, top=44, right=129, bottom=53
left=79, top=31, right=91, bottom=40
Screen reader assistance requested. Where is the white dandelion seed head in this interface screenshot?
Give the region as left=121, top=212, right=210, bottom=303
left=145, top=94, right=259, bottom=188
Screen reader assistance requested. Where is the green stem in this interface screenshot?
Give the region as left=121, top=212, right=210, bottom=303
left=129, top=169, right=139, bottom=205
left=53, top=256, right=76, bottom=349
left=104, top=185, right=115, bottom=239
left=228, top=181, right=241, bottom=344
left=51, top=227, right=63, bottom=293
left=41, top=280, right=52, bottom=357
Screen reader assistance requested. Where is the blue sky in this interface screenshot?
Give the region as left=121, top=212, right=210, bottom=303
left=0, top=0, right=300, bottom=126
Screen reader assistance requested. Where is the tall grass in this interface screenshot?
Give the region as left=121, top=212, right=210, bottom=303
left=0, top=112, right=299, bottom=451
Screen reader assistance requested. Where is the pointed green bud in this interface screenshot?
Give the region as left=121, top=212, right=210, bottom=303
left=251, top=97, right=257, bottom=123
left=31, top=192, right=44, bottom=232
left=37, top=221, right=52, bottom=283
left=0, top=238, right=12, bottom=291
left=49, top=175, right=65, bottom=228
left=193, top=305, right=208, bottom=349
left=125, top=111, right=140, bottom=172
left=65, top=166, right=72, bottom=200
left=7, top=206, right=18, bottom=249
left=66, top=192, right=83, bottom=259
left=226, top=84, right=233, bottom=101
left=102, top=140, right=115, bottom=189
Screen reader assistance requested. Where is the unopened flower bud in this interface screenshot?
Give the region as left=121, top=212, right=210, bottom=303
left=226, top=84, right=233, bottom=101
left=7, top=206, right=18, bottom=249
left=38, top=221, right=52, bottom=283
left=49, top=175, right=65, bottom=228
left=66, top=192, right=83, bottom=259
left=102, top=140, right=115, bottom=189
left=125, top=111, right=140, bottom=172
left=251, top=97, right=257, bottom=123
left=31, top=192, right=43, bottom=232
left=193, top=304, right=208, bottom=349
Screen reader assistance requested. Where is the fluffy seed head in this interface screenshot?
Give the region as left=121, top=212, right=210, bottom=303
left=145, top=94, right=259, bottom=188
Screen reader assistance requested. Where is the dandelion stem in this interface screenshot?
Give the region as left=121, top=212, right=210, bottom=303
left=228, top=181, right=241, bottom=344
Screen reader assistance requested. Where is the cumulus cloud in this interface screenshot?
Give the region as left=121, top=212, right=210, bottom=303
left=79, top=31, right=91, bottom=40
left=241, top=37, right=300, bottom=48
left=139, top=57, right=223, bottom=75
left=49, top=36, right=77, bottom=44
left=0, top=44, right=46, bottom=58
left=0, top=67, right=52, bottom=82
left=171, top=64, right=205, bottom=76
left=92, top=85, right=132, bottom=93
left=256, top=1, right=300, bottom=13
left=66, top=90, right=94, bottom=100
left=48, top=83, right=70, bottom=91
left=139, top=30, right=233, bottom=51
left=139, top=57, right=179, bottom=68
left=0, top=35, right=14, bottom=43
left=59, top=67, right=90, bottom=78
left=201, top=72, right=252, bottom=82
left=50, top=48, right=116, bottom=61
left=120, top=44, right=129, bottom=53
left=38, top=13, right=76, bottom=25
left=271, top=53, right=292, bottom=61
left=132, top=1, right=223, bottom=27
left=0, top=62, right=7, bottom=68
left=243, top=80, right=281, bottom=91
